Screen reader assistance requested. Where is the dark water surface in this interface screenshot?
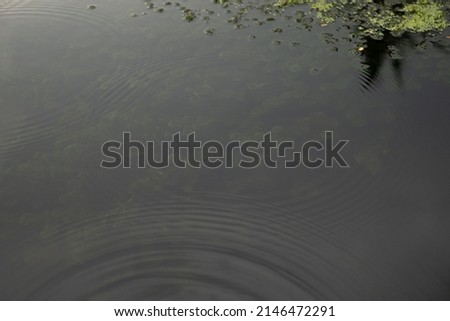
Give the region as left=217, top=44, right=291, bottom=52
left=0, top=0, right=449, bottom=299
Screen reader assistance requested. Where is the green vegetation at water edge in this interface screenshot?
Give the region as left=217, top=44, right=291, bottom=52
left=275, top=0, right=449, bottom=32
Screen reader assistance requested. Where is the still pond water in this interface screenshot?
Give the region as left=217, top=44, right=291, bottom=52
left=0, top=0, right=449, bottom=299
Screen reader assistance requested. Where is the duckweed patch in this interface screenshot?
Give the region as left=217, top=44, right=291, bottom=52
left=311, top=0, right=334, bottom=13
left=141, top=0, right=448, bottom=45
left=400, top=1, right=448, bottom=32
left=276, top=0, right=448, bottom=33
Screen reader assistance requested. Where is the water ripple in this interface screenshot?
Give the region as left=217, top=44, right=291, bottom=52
left=1, top=188, right=408, bottom=300
left=0, top=0, right=140, bottom=31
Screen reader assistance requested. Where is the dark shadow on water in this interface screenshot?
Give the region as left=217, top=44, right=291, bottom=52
left=358, top=0, right=450, bottom=92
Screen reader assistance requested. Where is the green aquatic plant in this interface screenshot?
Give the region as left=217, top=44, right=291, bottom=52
left=399, top=0, right=448, bottom=32
left=276, top=0, right=449, bottom=32
left=363, top=0, right=448, bottom=32
left=183, top=8, right=196, bottom=21
left=276, top=0, right=311, bottom=6
left=311, top=0, right=334, bottom=12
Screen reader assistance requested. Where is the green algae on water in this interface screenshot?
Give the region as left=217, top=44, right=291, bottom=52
left=276, top=0, right=449, bottom=32
left=399, top=0, right=448, bottom=32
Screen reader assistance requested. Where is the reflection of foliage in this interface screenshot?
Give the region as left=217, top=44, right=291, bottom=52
left=358, top=31, right=407, bottom=91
